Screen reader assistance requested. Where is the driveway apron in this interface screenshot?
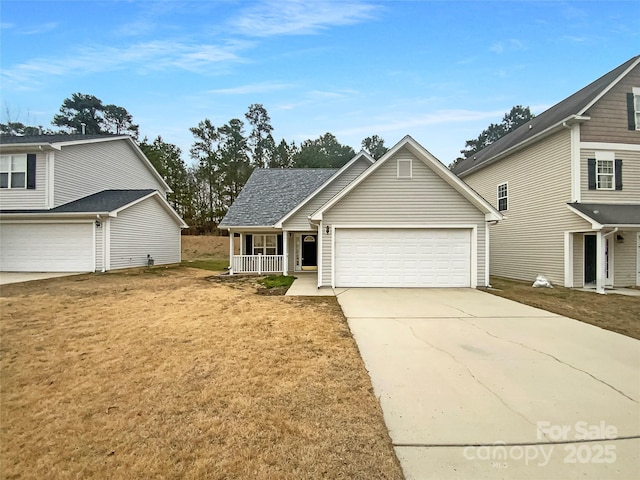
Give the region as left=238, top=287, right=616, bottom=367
left=335, top=288, right=640, bottom=479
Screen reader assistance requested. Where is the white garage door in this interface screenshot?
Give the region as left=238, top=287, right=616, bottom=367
left=0, top=223, right=94, bottom=272
left=335, top=228, right=471, bottom=287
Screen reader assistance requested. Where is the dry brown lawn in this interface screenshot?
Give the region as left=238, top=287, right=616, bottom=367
left=0, top=265, right=402, bottom=479
left=181, top=234, right=239, bottom=261
left=487, top=276, right=640, bottom=340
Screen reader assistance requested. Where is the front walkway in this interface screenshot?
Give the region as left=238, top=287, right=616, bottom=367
left=285, top=273, right=334, bottom=296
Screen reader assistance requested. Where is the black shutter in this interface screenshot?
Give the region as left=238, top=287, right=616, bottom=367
left=627, top=93, right=636, bottom=130
left=245, top=234, right=253, bottom=255
left=277, top=234, right=283, bottom=255
left=587, top=158, right=596, bottom=190
left=615, top=159, right=623, bottom=190
left=26, top=153, right=36, bottom=189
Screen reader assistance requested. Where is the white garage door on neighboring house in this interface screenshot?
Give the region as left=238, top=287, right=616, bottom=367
left=334, top=228, right=471, bottom=287
left=0, top=223, right=94, bottom=272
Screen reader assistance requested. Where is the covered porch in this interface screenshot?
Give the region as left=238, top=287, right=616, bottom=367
left=227, top=229, right=320, bottom=275
left=566, top=203, right=640, bottom=293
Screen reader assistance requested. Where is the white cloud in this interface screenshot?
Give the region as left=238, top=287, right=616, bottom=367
left=490, top=39, right=524, bottom=54
left=230, top=0, right=379, bottom=37
left=208, top=82, right=296, bottom=95
left=21, top=22, right=59, bottom=35
left=1, top=40, right=250, bottom=90
left=336, top=109, right=507, bottom=138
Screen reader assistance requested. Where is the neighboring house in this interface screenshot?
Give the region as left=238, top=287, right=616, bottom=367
left=452, top=55, right=640, bottom=293
left=0, top=134, right=187, bottom=272
left=219, top=136, right=501, bottom=288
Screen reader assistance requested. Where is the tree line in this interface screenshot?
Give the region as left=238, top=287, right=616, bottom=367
left=1, top=93, right=533, bottom=233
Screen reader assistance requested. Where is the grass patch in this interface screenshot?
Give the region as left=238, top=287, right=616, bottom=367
left=0, top=269, right=402, bottom=479
left=257, top=275, right=296, bottom=289
left=181, top=259, right=229, bottom=271
left=487, top=276, right=640, bottom=340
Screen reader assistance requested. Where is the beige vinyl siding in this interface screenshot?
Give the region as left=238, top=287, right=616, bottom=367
left=463, top=130, right=592, bottom=286
left=321, top=147, right=486, bottom=287
left=282, top=157, right=371, bottom=230
left=580, top=149, right=640, bottom=202
left=573, top=233, right=585, bottom=288
left=54, top=140, right=167, bottom=207
left=0, top=151, right=47, bottom=209
left=580, top=64, right=640, bottom=143
left=613, top=231, right=638, bottom=287
left=109, top=197, right=181, bottom=270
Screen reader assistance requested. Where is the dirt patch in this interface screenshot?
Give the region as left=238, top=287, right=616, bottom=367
left=181, top=234, right=237, bottom=261
left=0, top=268, right=402, bottom=479
left=486, top=276, right=640, bottom=340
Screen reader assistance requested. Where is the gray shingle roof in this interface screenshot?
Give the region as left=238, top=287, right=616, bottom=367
left=0, top=134, right=122, bottom=145
left=452, top=55, right=640, bottom=176
left=0, top=190, right=156, bottom=214
left=569, top=203, right=640, bottom=226
left=219, top=169, right=338, bottom=227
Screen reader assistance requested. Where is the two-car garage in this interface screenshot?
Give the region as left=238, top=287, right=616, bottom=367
left=334, top=228, right=472, bottom=288
left=0, top=222, right=94, bottom=272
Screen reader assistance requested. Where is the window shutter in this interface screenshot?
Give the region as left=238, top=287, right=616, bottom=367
left=277, top=234, right=283, bottom=256
left=245, top=235, right=253, bottom=255
left=587, top=158, right=596, bottom=190
left=627, top=93, right=636, bottom=130
left=26, top=154, right=36, bottom=189
left=615, top=159, right=623, bottom=190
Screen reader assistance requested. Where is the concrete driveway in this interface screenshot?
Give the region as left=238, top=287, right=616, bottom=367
left=336, top=288, right=640, bottom=479
left=0, top=272, right=85, bottom=285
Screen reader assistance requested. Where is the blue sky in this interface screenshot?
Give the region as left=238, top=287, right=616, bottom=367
left=1, top=0, right=638, bottom=165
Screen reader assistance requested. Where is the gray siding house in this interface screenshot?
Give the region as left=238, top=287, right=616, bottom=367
left=452, top=55, right=640, bottom=293
left=219, top=136, right=501, bottom=288
left=0, top=134, right=187, bottom=272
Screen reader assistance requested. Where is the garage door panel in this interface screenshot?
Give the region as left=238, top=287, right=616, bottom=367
left=335, top=228, right=471, bottom=287
left=1, top=223, right=94, bottom=272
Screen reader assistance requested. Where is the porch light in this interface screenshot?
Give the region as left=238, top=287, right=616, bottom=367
left=325, top=225, right=330, bottom=235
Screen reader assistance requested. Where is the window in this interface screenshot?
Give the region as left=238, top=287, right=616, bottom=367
left=497, top=183, right=508, bottom=211
left=253, top=234, right=277, bottom=255
left=588, top=154, right=622, bottom=191
left=0, top=154, right=27, bottom=189
left=397, top=158, right=412, bottom=179
left=627, top=87, right=640, bottom=130
left=596, top=159, right=614, bottom=190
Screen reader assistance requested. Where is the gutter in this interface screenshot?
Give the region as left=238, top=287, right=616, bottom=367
left=459, top=115, right=590, bottom=178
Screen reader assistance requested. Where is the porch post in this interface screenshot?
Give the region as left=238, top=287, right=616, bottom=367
left=229, top=230, right=234, bottom=275
left=283, top=230, right=289, bottom=276
left=595, top=230, right=605, bottom=294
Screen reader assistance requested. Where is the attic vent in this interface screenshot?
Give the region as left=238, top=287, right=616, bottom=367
left=397, top=158, right=412, bottom=179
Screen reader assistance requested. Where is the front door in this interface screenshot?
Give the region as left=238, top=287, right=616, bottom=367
left=301, top=235, right=317, bottom=271
left=584, top=235, right=596, bottom=284
left=584, top=234, right=612, bottom=286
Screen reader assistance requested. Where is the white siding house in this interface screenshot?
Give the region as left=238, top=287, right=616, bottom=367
left=0, top=135, right=187, bottom=273
left=220, top=136, right=501, bottom=289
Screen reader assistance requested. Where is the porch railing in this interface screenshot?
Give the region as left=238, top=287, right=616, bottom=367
left=232, top=255, right=283, bottom=274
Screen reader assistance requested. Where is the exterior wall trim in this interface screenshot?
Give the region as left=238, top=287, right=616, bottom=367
left=564, top=232, right=574, bottom=287
left=580, top=142, right=640, bottom=152
left=571, top=124, right=581, bottom=202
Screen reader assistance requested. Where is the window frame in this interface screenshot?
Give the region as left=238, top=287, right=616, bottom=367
left=595, top=155, right=615, bottom=191
left=0, top=154, right=28, bottom=189
left=497, top=182, right=508, bottom=212
left=252, top=234, right=277, bottom=256
left=397, top=158, right=412, bottom=179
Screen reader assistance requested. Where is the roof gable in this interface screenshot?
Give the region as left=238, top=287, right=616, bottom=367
left=311, top=135, right=501, bottom=221
left=453, top=55, right=640, bottom=177
left=219, top=168, right=338, bottom=227
left=275, top=151, right=374, bottom=228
